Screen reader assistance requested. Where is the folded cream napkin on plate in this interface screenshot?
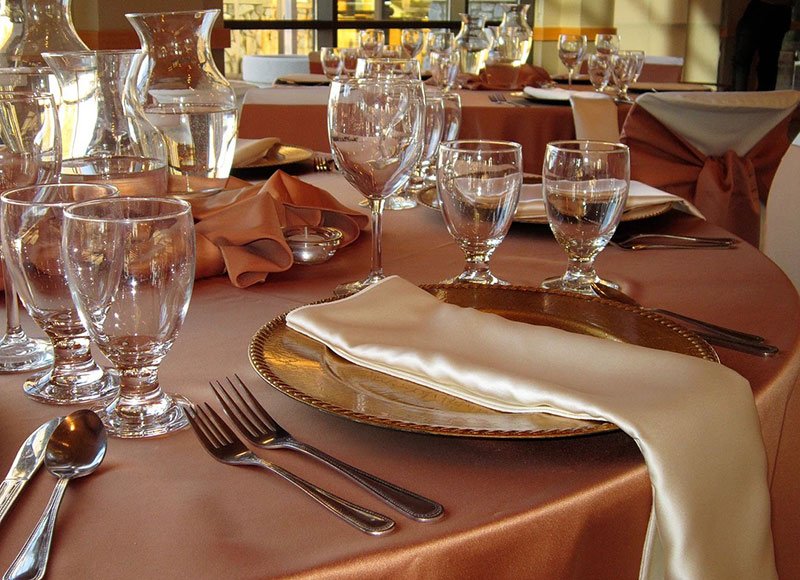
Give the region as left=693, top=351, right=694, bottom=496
left=286, top=276, right=776, bottom=580
left=189, top=170, right=368, bottom=287
left=522, top=86, right=579, bottom=102
left=516, top=180, right=703, bottom=220
left=233, top=137, right=280, bottom=167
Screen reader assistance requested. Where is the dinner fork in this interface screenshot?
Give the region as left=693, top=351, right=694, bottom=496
left=612, top=233, right=737, bottom=251
left=185, top=403, right=395, bottom=535
left=212, top=375, right=444, bottom=522
left=313, top=154, right=332, bottom=172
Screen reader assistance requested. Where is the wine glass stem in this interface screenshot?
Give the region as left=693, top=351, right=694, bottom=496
left=368, top=198, right=386, bottom=281
left=565, top=257, right=597, bottom=284
left=465, top=252, right=491, bottom=277
left=2, top=258, right=23, bottom=338
left=568, top=67, right=574, bottom=88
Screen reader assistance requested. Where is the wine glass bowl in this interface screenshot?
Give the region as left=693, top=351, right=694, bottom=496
left=594, top=33, right=620, bottom=56
left=587, top=53, right=612, bottom=92
left=610, top=51, right=638, bottom=102
left=358, top=29, right=385, bottom=58
left=320, top=47, right=343, bottom=79
left=327, top=77, right=424, bottom=295
left=401, top=28, right=425, bottom=58
left=0, top=182, right=120, bottom=404
left=437, top=140, right=523, bottom=285
left=557, top=34, right=588, bottom=88
left=540, top=141, right=630, bottom=296
left=62, top=197, right=195, bottom=438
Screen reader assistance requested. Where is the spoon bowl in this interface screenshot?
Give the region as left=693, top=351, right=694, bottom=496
left=4, top=410, right=107, bottom=580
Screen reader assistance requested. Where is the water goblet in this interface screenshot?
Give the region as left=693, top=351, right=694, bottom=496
left=355, top=57, right=421, bottom=80
left=327, top=76, right=424, bottom=295
left=0, top=183, right=119, bottom=404
left=380, top=44, right=403, bottom=59
left=62, top=197, right=194, bottom=438
left=437, top=140, right=523, bottom=285
left=594, top=33, right=620, bottom=56
left=340, top=47, right=359, bottom=77
left=405, top=87, right=446, bottom=202
left=628, top=49, right=646, bottom=83
left=540, top=141, right=630, bottom=296
left=426, top=92, right=463, bottom=210
left=426, top=30, right=455, bottom=55
left=558, top=34, right=588, bottom=88
left=430, top=50, right=461, bottom=91
left=358, top=29, right=385, bottom=58
left=587, top=53, right=611, bottom=92
left=0, top=91, right=59, bottom=374
left=401, top=28, right=425, bottom=58
left=320, top=47, right=343, bottom=80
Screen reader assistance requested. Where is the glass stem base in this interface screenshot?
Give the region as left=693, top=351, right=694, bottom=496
left=0, top=331, right=53, bottom=373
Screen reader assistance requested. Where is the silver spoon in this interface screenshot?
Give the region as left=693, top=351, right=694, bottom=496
left=4, top=410, right=107, bottom=580
left=590, top=282, right=779, bottom=357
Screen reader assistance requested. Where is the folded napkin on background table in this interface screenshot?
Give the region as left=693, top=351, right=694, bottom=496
left=460, top=64, right=552, bottom=91
left=516, top=180, right=704, bottom=220
left=233, top=137, right=281, bottom=167
left=286, top=276, right=777, bottom=580
left=189, top=170, right=368, bottom=287
left=522, top=85, right=579, bottom=102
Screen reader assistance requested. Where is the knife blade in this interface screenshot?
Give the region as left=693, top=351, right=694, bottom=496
left=0, top=417, right=61, bottom=526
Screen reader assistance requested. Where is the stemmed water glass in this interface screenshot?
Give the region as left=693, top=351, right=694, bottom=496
left=320, top=47, right=343, bottom=79
left=557, top=34, right=587, bottom=88
left=610, top=51, right=638, bottom=102
left=62, top=197, right=195, bottom=438
left=594, top=33, right=620, bottom=56
left=406, top=87, right=446, bottom=202
left=587, top=53, right=612, bottom=92
left=540, top=141, right=630, bottom=296
left=358, top=29, right=385, bottom=58
left=327, top=76, right=424, bottom=295
left=0, top=91, right=59, bottom=374
left=1, top=183, right=119, bottom=404
left=401, top=28, right=425, bottom=58
left=437, top=140, right=523, bottom=285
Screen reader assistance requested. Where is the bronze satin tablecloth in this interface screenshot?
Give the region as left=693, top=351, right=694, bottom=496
left=237, top=87, right=629, bottom=174
left=1, top=172, right=798, bottom=579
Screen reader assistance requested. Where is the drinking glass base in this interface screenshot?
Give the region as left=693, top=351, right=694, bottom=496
left=443, top=270, right=509, bottom=285
left=0, top=336, right=53, bottom=374
left=96, top=393, right=189, bottom=438
left=384, top=194, right=417, bottom=211
left=541, top=275, right=620, bottom=296
left=23, top=367, right=119, bottom=405
left=334, top=272, right=386, bottom=297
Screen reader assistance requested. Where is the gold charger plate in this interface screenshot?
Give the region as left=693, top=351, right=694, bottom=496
left=234, top=145, right=313, bottom=169
left=416, top=188, right=673, bottom=224
left=249, top=285, right=717, bottom=439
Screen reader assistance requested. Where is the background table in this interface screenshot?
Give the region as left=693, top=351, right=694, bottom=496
left=1, top=172, right=798, bottom=578
left=237, top=87, right=630, bottom=174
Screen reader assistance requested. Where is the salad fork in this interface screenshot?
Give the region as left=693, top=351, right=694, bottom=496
left=313, top=155, right=332, bottom=172
left=212, top=375, right=444, bottom=522
left=185, top=403, right=395, bottom=535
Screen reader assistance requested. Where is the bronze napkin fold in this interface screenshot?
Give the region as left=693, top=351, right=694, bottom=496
left=459, top=64, right=552, bottom=91
left=189, top=170, right=368, bottom=288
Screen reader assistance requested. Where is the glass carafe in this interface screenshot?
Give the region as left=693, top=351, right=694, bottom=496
left=454, top=13, right=492, bottom=75
left=0, top=0, right=88, bottom=67
left=126, top=9, right=237, bottom=197
left=43, top=50, right=169, bottom=196
left=497, top=3, right=533, bottom=65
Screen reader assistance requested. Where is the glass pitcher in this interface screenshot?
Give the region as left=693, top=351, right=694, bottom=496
left=497, top=3, right=533, bottom=65
left=43, top=50, right=169, bottom=196
left=0, top=0, right=88, bottom=67
left=454, top=13, right=492, bottom=75
left=126, top=9, right=237, bottom=197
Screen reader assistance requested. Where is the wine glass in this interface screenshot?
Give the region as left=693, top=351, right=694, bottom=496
left=355, top=57, right=421, bottom=80
left=358, top=29, right=385, bottom=58
left=380, top=44, right=403, bottom=59
left=540, top=141, right=630, bottom=296
left=437, top=140, right=523, bottom=285
left=401, top=28, right=425, bottom=58
left=0, top=91, right=58, bottom=374
left=628, top=49, right=646, bottom=83
left=427, top=92, right=462, bottom=210
left=557, top=34, right=587, bottom=88
left=406, top=87, right=446, bottom=200
left=587, top=53, right=612, bottom=92
left=320, top=47, right=343, bottom=79
left=327, top=76, right=424, bottom=295
left=0, top=182, right=119, bottom=404
left=426, top=30, right=455, bottom=55
left=610, top=51, right=637, bottom=102
left=63, top=197, right=194, bottom=438
left=340, top=47, right=360, bottom=77
left=594, top=33, right=620, bottom=56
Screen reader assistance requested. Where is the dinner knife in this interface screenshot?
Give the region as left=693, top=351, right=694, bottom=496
left=0, top=417, right=61, bottom=526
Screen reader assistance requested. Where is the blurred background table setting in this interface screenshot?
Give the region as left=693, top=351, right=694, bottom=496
left=0, top=1, right=799, bottom=578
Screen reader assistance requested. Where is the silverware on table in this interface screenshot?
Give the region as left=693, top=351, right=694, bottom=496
left=4, top=410, right=106, bottom=580
left=312, top=155, right=332, bottom=172
left=186, top=403, right=395, bottom=536
left=212, top=375, right=444, bottom=522
left=0, top=418, right=61, bottom=527
left=591, top=282, right=779, bottom=356
left=613, top=233, right=737, bottom=250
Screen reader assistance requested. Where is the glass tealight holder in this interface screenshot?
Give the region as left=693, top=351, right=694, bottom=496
left=283, top=225, right=342, bottom=265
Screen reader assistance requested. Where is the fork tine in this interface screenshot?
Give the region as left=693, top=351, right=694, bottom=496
left=186, top=404, right=220, bottom=450
left=232, top=374, right=280, bottom=431
left=211, top=380, right=260, bottom=438
left=199, top=403, right=238, bottom=445
left=192, top=404, right=226, bottom=447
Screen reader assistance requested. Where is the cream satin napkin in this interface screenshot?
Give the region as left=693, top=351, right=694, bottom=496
left=232, top=137, right=280, bottom=167
left=516, top=180, right=703, bottom=220
left=286, top=276, right=777, bottom=580
left=189, top=171, right=368, bottom=287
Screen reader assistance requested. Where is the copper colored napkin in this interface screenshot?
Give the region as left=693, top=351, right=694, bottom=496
left=459, top=64, right=551, bottom=91
left=189, top=171, right=368, bottom=287
left=287, top=276, right=777, bottom=580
